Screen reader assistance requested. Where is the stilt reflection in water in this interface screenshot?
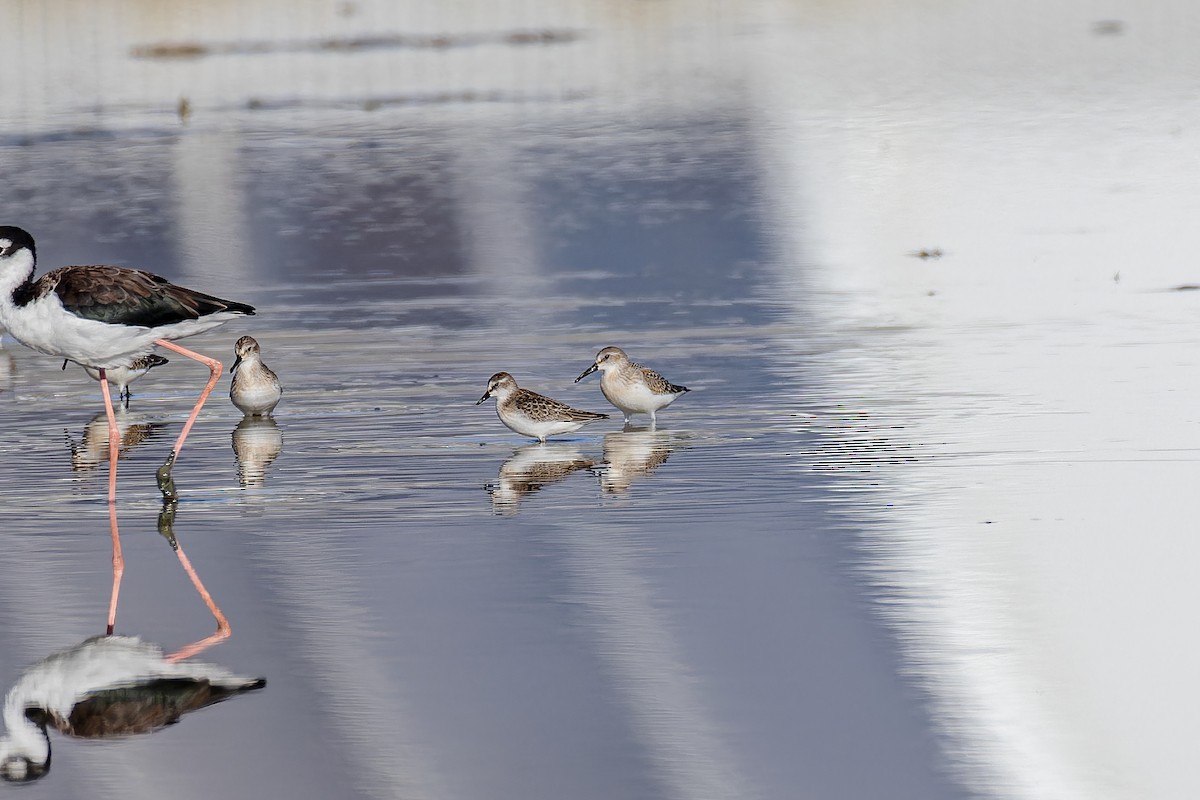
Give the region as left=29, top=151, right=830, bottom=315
left=0, top=633, right=264, bottom=783
left=65, top=410, right=167, bottom=475
left=486, top=442, right=596, bottom=513
left=231, top=416, right=283, bottom=488
left=598, top=428, right=679, bottom=495
left=0, top=503, right=262, bottom=784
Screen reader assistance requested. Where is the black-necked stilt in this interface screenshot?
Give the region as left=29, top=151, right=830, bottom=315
left=63, top=353, right=170, bottom=408
left=0, top=226, right=254, bottom=501
left=230, top=335, right=282, bottom=417
left=0, top=634, right=264, bottom=783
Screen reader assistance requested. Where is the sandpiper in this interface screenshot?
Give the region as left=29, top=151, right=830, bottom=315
left=575, top=346, right=689, bottom=426
left=229, top=335, right=281, bottom=417
left=0, top=635, right=264, bottom=783
left=65, top=353, right=170, bottom=408
left=476, top=372, right=608, bottom=442
left=0, top=226, right=254, bottom=501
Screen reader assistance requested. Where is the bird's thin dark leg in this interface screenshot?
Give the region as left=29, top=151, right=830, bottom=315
left=153, top=339, right=223, bottom=500
left=157, top=502, right=231, bottom=661
left=106, top=500, right=123, bottom=635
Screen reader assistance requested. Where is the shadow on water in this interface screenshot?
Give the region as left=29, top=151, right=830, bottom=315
left=0, top=502, right=264, bottom=784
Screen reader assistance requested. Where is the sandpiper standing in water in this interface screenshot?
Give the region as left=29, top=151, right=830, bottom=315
left=229, top=336, right=281, bottom=417
left=67, top=354, right=170, bottom=408
left=575, top=346, right=689, bottom=426
left=0, top=226, right=255, bottom=501
left=476, top=372, right=608, bottom=442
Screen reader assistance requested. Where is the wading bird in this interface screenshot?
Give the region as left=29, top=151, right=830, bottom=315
left=0, top=227, right=254, bottom=500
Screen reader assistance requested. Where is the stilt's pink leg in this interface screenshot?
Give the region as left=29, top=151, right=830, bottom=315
left=98, top=368, right=119, bottom=503
left=158, top=504, right=231, bottom=661
left=153, top=339, right=223, bottom=500
left=106, top=501, right=123, bottom=635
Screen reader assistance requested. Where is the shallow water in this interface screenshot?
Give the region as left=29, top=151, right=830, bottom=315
left=2, top=2, right=1200, bottom=799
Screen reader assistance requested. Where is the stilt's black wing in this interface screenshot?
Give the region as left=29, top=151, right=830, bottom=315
left=43, top=677, right=266, bottom=738
left=40, top=266, right=254, bottom=327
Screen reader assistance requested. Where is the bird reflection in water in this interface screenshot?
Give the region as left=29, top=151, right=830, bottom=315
left=0, top=503, right=261, bottom=783
left=486, top=442, right=596, bottom=514
left=65, top=410, right=167, bottom=474
left=0, top=346, right=15, bottom=395
left=231, top=416, right=283, bottom=488
left=597, top=427, right=678, bottom=495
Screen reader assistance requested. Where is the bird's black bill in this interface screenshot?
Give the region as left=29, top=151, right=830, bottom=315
left=230, top=354, right=243, bottom=374
left=575, top=363, right=598, bottom=382
left=61, top=360, right=68, bottom=371
left=476, top=392, right=491, bottom=405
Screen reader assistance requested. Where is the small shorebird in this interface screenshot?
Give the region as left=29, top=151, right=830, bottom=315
left=229, top=335, right=281, bottom=417
left=0, top=226, right=254, bottom=501
left=575, top=346, right=689, bottom=426
left=65, top=353, right=170, bottom=408
left=0, top=635, right=264, bottom=783
left=476, top=372, right=608, bottom=442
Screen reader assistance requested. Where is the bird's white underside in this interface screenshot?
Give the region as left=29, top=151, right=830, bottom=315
left=2, top=292, right=241, bottom=368
left=600, top=374, right=684, bottom=415
left=496, top=406, right=596, bottom=440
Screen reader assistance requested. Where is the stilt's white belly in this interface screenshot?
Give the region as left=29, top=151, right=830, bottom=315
left=0, top=293, right=241, bottom=368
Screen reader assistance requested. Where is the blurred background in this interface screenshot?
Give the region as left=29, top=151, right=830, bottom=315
left=1, top=1, right=1199, bottom=799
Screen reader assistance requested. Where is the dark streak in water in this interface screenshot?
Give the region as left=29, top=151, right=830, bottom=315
left=240, top=90, right=592, bottom=113
left=130, top=29, right=584, bottom=60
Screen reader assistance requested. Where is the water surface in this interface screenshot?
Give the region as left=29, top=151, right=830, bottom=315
left=3, top=2, right=1199, bottom=799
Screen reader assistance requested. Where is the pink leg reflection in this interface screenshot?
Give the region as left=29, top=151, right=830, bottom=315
left=105, top=501, right=123, bottom=635
left=103, top=502, right=232, bottom=661
left=157, top=503, right=232, bottom=662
